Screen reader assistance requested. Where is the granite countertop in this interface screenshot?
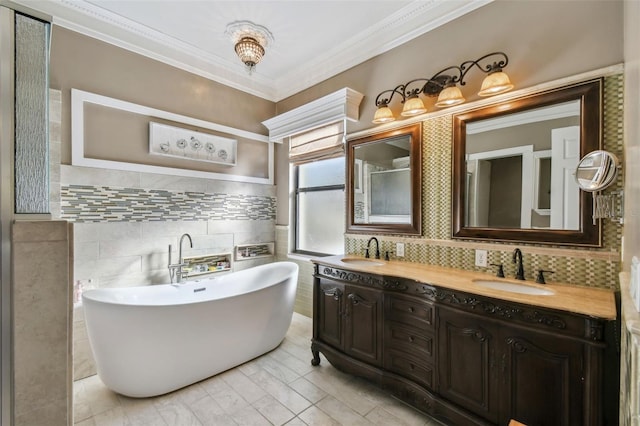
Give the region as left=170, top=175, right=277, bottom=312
left=312, top=255, right=617, bottom=320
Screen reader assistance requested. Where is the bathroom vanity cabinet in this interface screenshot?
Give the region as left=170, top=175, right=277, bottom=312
left=438, top=305, right=588, bottom=425
left=313, top=278, right=383, bottom=367
left=310, top=259, right=618, bottom=426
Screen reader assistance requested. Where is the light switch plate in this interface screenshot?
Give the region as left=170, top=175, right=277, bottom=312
left=396, top=242, right=405, bottom=257
left=475, top=249, right=488, bottom=267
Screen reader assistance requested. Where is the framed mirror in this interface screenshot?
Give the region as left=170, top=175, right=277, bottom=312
left=347, top=123, right=422, bottom=235
left=452, top=79, right=603, bottom=246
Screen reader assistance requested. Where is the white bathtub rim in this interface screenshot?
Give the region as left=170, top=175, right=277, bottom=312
left=82, top=261, right=298, bottom=307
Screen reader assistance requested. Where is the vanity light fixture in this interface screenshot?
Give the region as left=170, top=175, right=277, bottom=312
left=372, top=52, right=514, bottom=124
left=225, top=21, right=274, bottom=74
left=401, top=95, right=428, bottom=117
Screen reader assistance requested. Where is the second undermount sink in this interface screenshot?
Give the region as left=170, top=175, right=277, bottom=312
left=473, top=279, right=555, bottom=296
left=341, top=258, right=384, bottom=266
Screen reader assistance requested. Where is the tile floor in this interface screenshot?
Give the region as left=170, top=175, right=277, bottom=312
left=74, top=313, right=444, bottom=425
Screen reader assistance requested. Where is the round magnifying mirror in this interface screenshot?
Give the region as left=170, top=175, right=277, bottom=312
left=575, top=150, right=619, bottom=192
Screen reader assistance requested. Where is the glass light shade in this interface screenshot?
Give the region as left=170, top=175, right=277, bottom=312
left=435, top=85, right=465, bottom=108
left=400, top=96, right=427, bottom=117
left=478, top=71, right=514, bottom=96
left=372, top=105, right=395, bottom=124
left=235, top=37, right=265, bottom=68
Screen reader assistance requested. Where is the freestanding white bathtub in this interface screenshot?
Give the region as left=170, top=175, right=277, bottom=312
left=82, top=261, right=298, bottom=397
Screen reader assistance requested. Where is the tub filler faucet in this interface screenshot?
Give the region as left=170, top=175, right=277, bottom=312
left=168, top=233, right=193, bottom=283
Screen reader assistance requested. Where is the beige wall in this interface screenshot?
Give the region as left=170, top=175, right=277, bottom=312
left=623, top=0, right=640, bottom=269
left=274, top=0, right=624, bottom=227
left=276, top=1, right=623, bottom=129
left=82, top=103, right=270, bottom=179
left=49, top=26, right=276, bottom=165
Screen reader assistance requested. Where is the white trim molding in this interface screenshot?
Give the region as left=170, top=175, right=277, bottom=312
left=262, top=87, right=364, bottom=142
left=71, top=89, right=274, bottom=185
left=466, top=100, right=580, bottom=134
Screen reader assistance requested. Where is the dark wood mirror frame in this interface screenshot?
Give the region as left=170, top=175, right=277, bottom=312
left=347, top=123, right=422, bottom=236
left=452, top=79, right=603, bottom=246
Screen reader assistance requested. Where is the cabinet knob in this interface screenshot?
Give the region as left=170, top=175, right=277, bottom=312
left=408, top=307, right=414, bottom=313
left=408, top=336, right=414, bottom=342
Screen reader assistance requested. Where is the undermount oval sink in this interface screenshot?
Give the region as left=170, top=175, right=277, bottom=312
left=473, top=279, right=555, bottom=296
left=341, top=258, right=384, bottom=266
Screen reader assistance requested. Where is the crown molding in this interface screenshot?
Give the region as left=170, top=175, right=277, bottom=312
left=14, top=0, right=490, bottom=102
left=262, top=88, right=364, bottom=141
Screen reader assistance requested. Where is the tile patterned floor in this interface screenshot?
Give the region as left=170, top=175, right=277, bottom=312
left=74, top=313, right=445, bottom=425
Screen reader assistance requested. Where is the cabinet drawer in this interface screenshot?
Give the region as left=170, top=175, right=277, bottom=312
left=385, top=322, right=434, bottom=361
left=385, top=349, right=434, bottom=390
left=386, top=294, right=434, bottom=329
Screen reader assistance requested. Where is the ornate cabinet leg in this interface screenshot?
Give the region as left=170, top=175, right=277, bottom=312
left=311, top=349, right=320, bottom=366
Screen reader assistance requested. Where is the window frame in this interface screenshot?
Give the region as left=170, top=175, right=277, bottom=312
left=292, top=158, right=345, bottom=257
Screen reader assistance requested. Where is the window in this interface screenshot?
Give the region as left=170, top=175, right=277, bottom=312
left=294, top=157, right=345, bottom=256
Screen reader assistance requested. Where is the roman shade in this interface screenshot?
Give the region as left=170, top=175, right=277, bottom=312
left=288, top=120, right=345, bottom=165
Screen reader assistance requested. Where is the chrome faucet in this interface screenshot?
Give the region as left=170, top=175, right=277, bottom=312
left=513, top=248, right=525, bottom=280
left=178, top=233, right=193, bottom=282
left=365, top=237, right=380, bottom=259
left=168, top=233, right=193, bottom=283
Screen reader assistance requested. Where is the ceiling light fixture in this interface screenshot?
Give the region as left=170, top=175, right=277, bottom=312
left=225, top=21, right=274, bottom=74
left=372, top=52, right=514, bottom=124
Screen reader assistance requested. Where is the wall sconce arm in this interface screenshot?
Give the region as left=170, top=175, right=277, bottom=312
left=374, top=84, right=407, bottom=107
left=458, top=52, right=510, bottom=86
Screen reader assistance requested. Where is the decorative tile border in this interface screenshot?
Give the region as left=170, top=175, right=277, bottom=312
left=61, top=185, right=275, bottom=222
left=346, top=74, right=624, bottom=291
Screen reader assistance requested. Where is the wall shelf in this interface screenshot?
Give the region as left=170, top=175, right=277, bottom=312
left=235, top=243, right=275, bottom=261
left=182, top=252, right=232, bottom=278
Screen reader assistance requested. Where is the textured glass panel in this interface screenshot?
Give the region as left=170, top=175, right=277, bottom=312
left=298, top=157, right=344, bottom=188
left=297, top=189, right=344, bottom=254
left=14, top=13, right=49, bottom=214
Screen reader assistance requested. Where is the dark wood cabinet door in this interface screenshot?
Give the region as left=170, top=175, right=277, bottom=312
left=500, top=328, right=584, bottom=426
left=438, top=307, right=499, bottom=424
left=317, top=279, right=344, bottom=350
left=344, top=285, right=383, bottom=366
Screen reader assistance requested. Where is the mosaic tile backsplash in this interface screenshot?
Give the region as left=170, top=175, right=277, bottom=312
left=61, top=185, right=276, bottom=222
left=346, top=74, right=624, bottom=291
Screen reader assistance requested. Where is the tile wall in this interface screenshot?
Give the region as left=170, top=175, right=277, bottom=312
left=59, top=156, right=277, bottom=382
left=60, top=165, right=275, bottom=380
left=276, top=225, right=314, bottom=318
